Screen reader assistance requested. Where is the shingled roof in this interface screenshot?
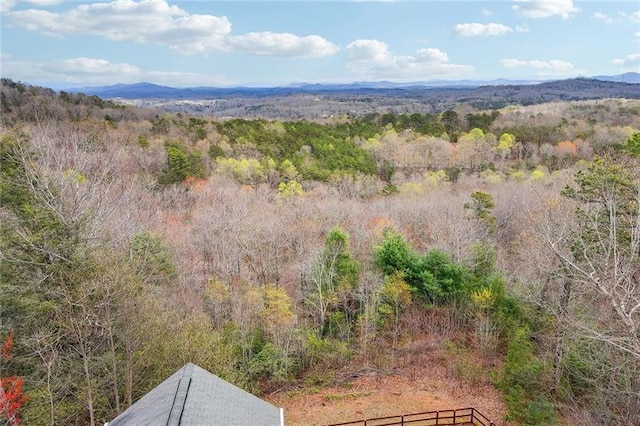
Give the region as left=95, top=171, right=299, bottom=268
left=108, top=363, right=284, bottom=426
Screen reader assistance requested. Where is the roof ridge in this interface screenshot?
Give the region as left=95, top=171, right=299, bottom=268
left=166, top=363, right=194, bottom=426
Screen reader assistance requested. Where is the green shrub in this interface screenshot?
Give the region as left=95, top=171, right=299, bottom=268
left=526, top=396, right=556, bottom=425
left=137, top=135, right=149, bottom=148
left=304, top=332, right=353, bottom=369
left=158, top=140, right=207, bottom=184
left=248, top=342, right=291, bottom=382
left=208, top=143, right=225, bottom=159
left=499, top=326, right=555, bottom=425
left=129, top=230, right=176, bottom=285
left=444, top=340, right=488, bottom=386
left=373, top=230, right=470, bottom=303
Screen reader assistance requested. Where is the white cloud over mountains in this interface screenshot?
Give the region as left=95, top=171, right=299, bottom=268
left=454, top=23, right=513, bottom=37
left=2, top=0, right=631, bottom=85
left=612, top=53, right=640, bottom=68
left=2, top=55, right=236, bottom=86
left=228, top=32, right=338, bottom=58
left=50, top=57, right=141, bottom=75
left=512, top=0, right=579, bottom=19
left=347, top=39, right=473, bottom=80
left=5, top=0, right=338, bottom=57
left=347, top=39, right=389, bottom=62
left=501, top=58, right=574, bottom=74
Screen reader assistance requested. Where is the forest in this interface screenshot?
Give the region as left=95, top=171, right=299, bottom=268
left=1, top=78, right=639, bottom=425
left=79, top=77, right=640, bottom=119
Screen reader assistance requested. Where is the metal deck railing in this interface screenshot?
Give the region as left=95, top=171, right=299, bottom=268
left=326, top=407, right=497, bottom=426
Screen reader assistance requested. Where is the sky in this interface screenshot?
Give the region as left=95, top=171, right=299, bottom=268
left=1, top=0, right=639, bottom=87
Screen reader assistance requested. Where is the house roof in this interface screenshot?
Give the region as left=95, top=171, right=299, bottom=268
left=108, top=363, right=284, bottom=426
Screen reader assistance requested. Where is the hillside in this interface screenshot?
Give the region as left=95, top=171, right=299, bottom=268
left=267, top=337, right=507, bottom=425
left=1, top=79, right=639, bottom=426
left=69, top=77, right=640, bottom=119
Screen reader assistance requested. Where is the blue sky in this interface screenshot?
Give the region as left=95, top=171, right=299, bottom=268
left=1, top=0, right=639, bottom=87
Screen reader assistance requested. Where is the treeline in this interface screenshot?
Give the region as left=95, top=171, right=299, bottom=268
left=1, top=80, right=639, bottom=425
left=110, top=78, right=640, bottom=119
left=2, top=79, right=639, bottom=189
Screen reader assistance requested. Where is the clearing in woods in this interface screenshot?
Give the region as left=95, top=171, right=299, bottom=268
left=266, top=341, right=507, bottom=426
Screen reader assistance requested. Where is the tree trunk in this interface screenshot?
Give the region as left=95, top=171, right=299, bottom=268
left=125, top=345, right=133, bottom=407
left=107, top=321, right=121, bottom=414
left=82, top=345, right=95, bottom=426
left=626, top=347, right=640, bottom=425
left=550, top=279, right=571, bottom=395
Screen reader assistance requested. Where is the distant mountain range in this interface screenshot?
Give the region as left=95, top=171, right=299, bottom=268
left=591, top=72, right=640, bottom=83
left=68, top=73, right=640, bottom=100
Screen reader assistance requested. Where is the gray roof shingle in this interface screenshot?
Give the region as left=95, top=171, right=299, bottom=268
left=108, top=363, right=283, bottom=426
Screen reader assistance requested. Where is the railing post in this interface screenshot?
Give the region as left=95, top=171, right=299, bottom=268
left=453, top=409, right=456, bottom=424
left=436, top=410, right=439, bottom=425
left=401, top=414, right=404, bottom=425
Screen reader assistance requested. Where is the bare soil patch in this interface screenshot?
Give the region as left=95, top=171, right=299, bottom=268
left=266, top=341, right=507, bottom=426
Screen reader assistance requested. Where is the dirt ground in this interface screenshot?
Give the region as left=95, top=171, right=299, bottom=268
left=265, top=342, right=507, bottom=426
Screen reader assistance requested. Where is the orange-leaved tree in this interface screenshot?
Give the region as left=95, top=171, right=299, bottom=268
left=1, top=333, right=27, bottom=426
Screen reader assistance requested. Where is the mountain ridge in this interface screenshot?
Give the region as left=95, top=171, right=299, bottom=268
left=56, top=75, right=640, bottom=118
left=590, top=72, right=640, bottom=83
left=67, top=73, right=639, bottom=100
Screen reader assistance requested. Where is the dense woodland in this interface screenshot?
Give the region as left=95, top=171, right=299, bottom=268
left=82, top=77, right=640, bottom=119
left=1, top=78, right=639, bottom=425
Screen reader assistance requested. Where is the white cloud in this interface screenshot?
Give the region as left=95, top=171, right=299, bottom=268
left=592, top=12, right=614, bottom=24
left=1, top=56, right=235, bottom=86
left=24, top=0, right=64, bottom=5
left=346, top=39, right=473, bottom=80
left=512, top=0, right=579, bottom=19
left=616, top=11, right=639, bottom=23
left=47, top=57, right=141, bottom=75
left=635, top=32, right=640, bottom=41
left=482, top=8, right=492, bottom=16
left=6, top=0, right=337, bottom=57
left=454, top=23, right=513, bottom=37
left=7, top=1, right=231, bottom=53
left=347, top=39, right=390, bottom=62
left=515, top=24, right=530, bottom=32
left=2, top=56, right=140, bottom=84
left=142, top=71, right=236, bottom=87
left=531, top=60, right=573, bottom=71
left=501, top=57, right=574, bottom=74
left=1, top=0, right=17, bottom=13
left=228, top=32, right=339, bottom=57
left=501, top=59, right=527, bottom=68
left=612, top=53, right=640, bottom=67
